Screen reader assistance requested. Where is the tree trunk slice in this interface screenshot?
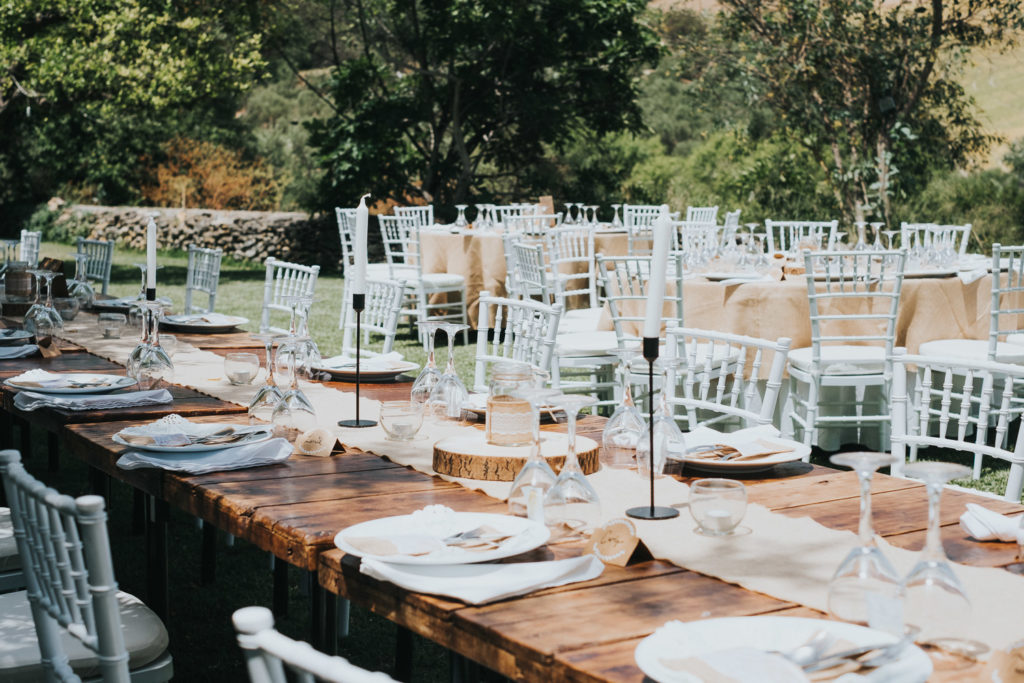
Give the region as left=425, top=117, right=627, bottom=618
left=433, top=431, right=599, bottom=481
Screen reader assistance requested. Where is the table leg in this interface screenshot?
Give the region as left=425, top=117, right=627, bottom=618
left=1, top=410, right=12, bottom=449
left=324, top=592, right=338, bottom=655
left=201, top=520, right=216, bottom=585
left=88, top=467, right=111, bottom=502
left=272, top=557, right=288, bottom=618
left=395, top=626, right=414, bottom=682
left=145, top=496, right=169, bottom=621
left=310, top=571, right=324, bottom=650
left=47, top=431, right=59, bottom=472
left=16, top=416, right=30, bottom=459
left=132, top=489, right=145, bottom=534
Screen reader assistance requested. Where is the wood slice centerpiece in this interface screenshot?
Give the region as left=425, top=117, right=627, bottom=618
left=433, top=431, right=600, bottom=481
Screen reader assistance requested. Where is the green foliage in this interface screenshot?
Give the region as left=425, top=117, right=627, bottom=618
left=308, top=0, right=661, bottom=208
left=22, top=205, right=92, bottom=243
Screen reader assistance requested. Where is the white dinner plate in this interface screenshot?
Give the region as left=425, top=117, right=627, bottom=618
left=159, top=314, right=249, bottom=334
left=666, top=438, right=809, bottom=474
left=700, top=272, right=768, bottom=282
left=335, top=510, right=550, bottom=565
left=0, top=329, right=32, bottom=346
left=315, top=360, right=419, bottom=382
left=635, top=616, right=931, bottom=683
left=5, top=373, right=138, bottom=395
left=112, top=424, right=273, bottom=453
left=902, top=268, right=959, bottom=279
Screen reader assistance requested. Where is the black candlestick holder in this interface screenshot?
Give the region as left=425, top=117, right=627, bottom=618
left=626, top=335, right=680, bottom=521
left=337, top=292, right=377, bottom=428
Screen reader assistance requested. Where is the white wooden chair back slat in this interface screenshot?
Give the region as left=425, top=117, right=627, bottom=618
left=512, top=241, right=551, bottom=305
left=546, top=225, right=598, bottom=309
left=473, top=291, right=562, bottom=392
left=672, top=220, right=721, bottom=255
left=504, top=213, right=558, bottom=236
left=339, top=279, right=405, bottom=357
left=686, top=205, right=719, bottom=224
left=261, top=257, right=320, bottom=335
left=394, top=205, right=433, bottom=230
left=597, top=254, right=685, bottom=349
left=764, top=220, right=839, bottom=254
left=75, top=237, right=115, bottom=295
left=184, top=244, right=223, bottom=315
left=989, top=244, right=1024, bottom=355
left=20, top=229, right=41, bottom=267
left=335, top=208, right=358, bottom=269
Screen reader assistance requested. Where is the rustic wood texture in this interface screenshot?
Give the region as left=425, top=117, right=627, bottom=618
left=432, top=433, right=600, bottom=481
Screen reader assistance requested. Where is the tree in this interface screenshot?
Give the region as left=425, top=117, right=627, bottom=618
left=0, top=0, right=265, bottom=210
left=717, top=0, right=1024, bottom=224
left=307, top=0, right=660, bottom=208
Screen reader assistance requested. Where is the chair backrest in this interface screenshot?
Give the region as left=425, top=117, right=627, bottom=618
left=474, top=291, right=562, bottom=392
left=597, top=253, right=685, bottom=348
left=20, top=230, right=41, bottom=267
left=723, top=209, right=741, bottom=229
left=335, top=207, right=357, bottom=270
left=340, top=278, right=405, bottom=357
left=512, top=241, right=551, bottom=305
left=990, top=244, right=1024, bottom=360
left=686, top=205, right=719, bottom=224
left=801, top=249, right=906, bottom=366
left=234, top=606, right=396, bottom=683
left=891, top=350, right=1024, bottom=496
left=378, top=215, right=422, bottom=280
left=75, top=237, right=114, bottom=295
left=764, top=220, right=839, bottom=254
left=260, top=257, right=320, bottom=335
left=546, top=225, right=597, bottom=309
left=900, top=222, right=971, bottom=257
left=184, top=244, right=223, bottom=315
left=504, top=213, right=557, bottom=236
left=623, top=204, right=663, bottom=256
left=672, top=220, right=722, bottom=256
left=665, top=326, right=791, bottom=431
left=0, top=449, right=133, bottom=682
left=394, top=205, right=433, bottom=230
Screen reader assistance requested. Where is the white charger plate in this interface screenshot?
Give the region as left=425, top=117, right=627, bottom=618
left=667, top=437, right=810, bottom=474
left=112, top=424, right=273, bottom=453
left=335, top=511, right=550, bottom=565
left=315, top=360, right=419, bottom=382
left=5, top=373, right=137, bottom=395
left=159, top=314, right=248, bottom=334
left=635, top=616, right=931, bottom=683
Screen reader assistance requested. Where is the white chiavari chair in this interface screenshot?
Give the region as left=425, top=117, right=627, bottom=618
left=892, top=350, right=1024, bottom=499
left=260, top=257, right=320, bottom=335
left=686, top=205, right=719, bottom=224
left=19, top=229, right=41, bottom=267
left=75, top=237, right=115, bottom=295
left=234, top=606, right=395, bottom=683
left=394, top=205, right=434, bottom=230
left=900, top=222, right=972, bottom=258
left=788, top=249, right=907, bottom=449
left=0, top=506, right=25, bottom=592
left=339, top=278, right=405, bottom=358
left=764, top=220, right=839, bottom=255
left=0, top=449, right=173, bottom=682
left=335, top=207, right=397, bottom=330
left=184, top=244, right=223, bottom=315
left=623, top=204, right=664, bottom=256
left=473, top=291, right=561, bottom=392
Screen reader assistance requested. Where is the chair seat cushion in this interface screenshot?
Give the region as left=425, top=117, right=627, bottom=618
left=367, top=263, right=404, bottom=278
left=788, top=345, right=887, bottom=375
left=918, top=338, right=1024, bottom=364
left=1008, top=333, right=1024, bottom=347
left=557, top=308, right=605, bottom=334
left=418, top=272, right=465, bottom=289
left=0, top=590, right=169, bottom=681
left=0, top=508, right=18, bottom=572
left=556, top=331, right=622, bottom=357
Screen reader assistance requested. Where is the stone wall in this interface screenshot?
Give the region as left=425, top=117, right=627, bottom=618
left=56, top=204, right=357, bottom=269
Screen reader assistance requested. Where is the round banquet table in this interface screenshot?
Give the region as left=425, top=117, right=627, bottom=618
left=419, top=227, right=630, bottom=326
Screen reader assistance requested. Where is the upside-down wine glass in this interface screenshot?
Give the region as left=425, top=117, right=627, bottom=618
left=455, top=205, right=468, bottom=228
left=871, top=222, right=885, bottom=250
left=853, top=222, right=870, bottom=251
left=273, top=295, right=309, bottom=387
left=294, top=298, right=322, bottom=379
left=901, top=461, right=986, bottom=656
left=507, top=383, right=562, bottom=521
left=826, top=451, right=903, bottom=631
left=427, top=322, right=470, bottom=421
left=24, top=269, right=64, bottom=338
left=611, top=204, right=622, bottom=228
left=134, top=301, right=174, bottom=389
left=635, top=358, right=685, bottom=478
left=563, top=203, right=576, bottom=225
left=68, top=253, right=96, bottom=307
left=601, top=349, right=645, bottom=470
left=575, top=203, right=585, bottom=226
left=248, top=332, right=287, bottom=424
left=543, top=393, right=602, bottom=538
left=410, top=320, right=444, bottom=406
left=271, top=298, right=318, bottom=442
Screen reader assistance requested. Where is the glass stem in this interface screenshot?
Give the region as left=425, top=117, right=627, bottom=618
left=923, top=481, right=947, bottom=563
left=264, top=340, right=276, bottom=387
left=446, top=332, right=456, bottom=373
left=290, top=344, right=299, bottom=391
left=426, top=331, right=436, bottom=369
left=44, top=275, right=54, bottom=308
left=857, top=469, right=875, bottom=546
left=563, top=412, right=582, bottom=474
left=148, top=307, right=161, bottom=348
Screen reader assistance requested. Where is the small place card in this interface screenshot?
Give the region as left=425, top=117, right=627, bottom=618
left=295, top=428, right=337, bottom=457
left=37, top=337, right=61, bottom=358
left=585, top=518, right=653, bottom=567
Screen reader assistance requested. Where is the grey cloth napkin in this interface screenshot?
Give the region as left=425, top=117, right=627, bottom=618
left=14, top=389, right=173, bottom=412
left=0, top=345, right=38, bottom=360
left=116, top=438, right=292, bottom=474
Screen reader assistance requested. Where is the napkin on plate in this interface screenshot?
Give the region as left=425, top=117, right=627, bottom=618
left=959, top=503, right=1024, bottom=543
left=14, top=389, right=173, bottom=412
left=682, top=424, right=796, bottom=461
left=169, top=312, right=238, bottom=325
left=116, top=437, right=292, bottom=474
left=359, top=554, right=604, bottom=605
left=0, top=345, right=38, bottom=360
left=8, top=369, right=117, bottom=388
left=321, top=351, right=404, bottom=372
left=657, top=646, right=809, bottom=683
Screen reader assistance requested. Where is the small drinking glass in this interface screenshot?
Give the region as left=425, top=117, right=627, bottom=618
left=97, top=313, right=126, bottom=339
left=379, top=401, right=425, bottom=441
left=689, top=479, right=747, bottom=536
left=225, top=352, right=260, bottom=385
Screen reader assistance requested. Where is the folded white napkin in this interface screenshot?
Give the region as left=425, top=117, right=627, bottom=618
left=0, top=345, right=38, bottom=360
left=14, top=389, right=173, bottom=412
left=959, top=503, right=1024, bottom=543
left=359, top=554, right=603, bottom=605
left=958, top=268, right=987, bottom=285
left=655, top=645, right=808, bottom=683
left=8, top=369, right=118, bottom=388
left=168, top=313, right=238, bottom=325
left=681, top=424, right=794, bottom=460
left=322, top=351, right=404, bottom=371
left=116, top=437, right=292, bottom=474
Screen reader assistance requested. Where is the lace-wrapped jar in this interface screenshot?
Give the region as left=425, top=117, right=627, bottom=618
left=485, top=362, right=534, bottom=447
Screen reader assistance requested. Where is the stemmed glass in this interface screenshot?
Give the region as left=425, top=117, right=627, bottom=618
left=24, top=269, right=64, bottom=338
left=563, top=203, right=576, bottom=225
left=611, top=204, right=622, bottom=228
left=410, top=320, right=444, bottom=406
left=853, top=222, right=870, bottom=251
left=134, top=301, right=174, bottom=390
left=544, top=393, right=602, bottom=538
left=902, top=461, right=984, bottom=653
left=574, top=203, right=585, bottom=226
left=871, top=222, right=885, bottom=250
left=507, top=385, right=562, bottom=521
left=636, top=359, right=685, bottom=477
left=827, top=452, right=903, bottom=629
left=426, top=322, right=470, bottom=421
left=274, top=295, right=311, bottom=387
left=248, top=332, right=287, bottom=424
left=68, top=253, right=96, bottom=307
left=474, top=204, right=487, bottom=230
left=271, top=298, right=318, bottom=442
left=601, top=350, right=645, bottom=470
left=454, top=205, right=468, bottom=228
left=294, top=298, right=321, bottom=379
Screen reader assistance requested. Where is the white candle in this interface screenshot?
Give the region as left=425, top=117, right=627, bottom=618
left=146, top=215, right=157, bottom=293
left=642, top=206, right=671, bottom=338
left=352, top=194, right=369, bottom=296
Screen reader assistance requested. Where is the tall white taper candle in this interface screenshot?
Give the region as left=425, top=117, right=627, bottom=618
left=146, top=215, right=157, bottom=292
left=352, top=194, right=370, bottom=296
left=642, top=206, right=671, bottom=338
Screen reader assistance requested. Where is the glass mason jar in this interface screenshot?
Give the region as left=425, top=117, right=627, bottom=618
left=485, top=361, right=535, bottom=447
